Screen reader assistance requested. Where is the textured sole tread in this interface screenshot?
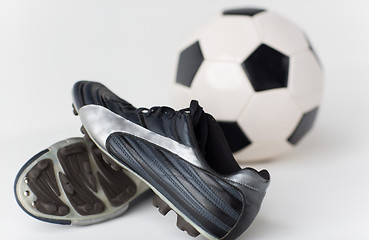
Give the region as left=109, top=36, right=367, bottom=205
left=57, top=143, right=105, bottom=215
left=101, top=151, right=122, bottom=171
left=26, top=159, right=70, bottom=216
left=15, top=138, right=139, bottom=225
left=93, top=146, right=136, bottom=206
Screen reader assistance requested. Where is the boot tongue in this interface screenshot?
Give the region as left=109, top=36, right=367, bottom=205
left=189, top=100, right=208, bottom=155
left=189, top=100, right=203, bottom=125
left=189, top=100, right=241, bottom=175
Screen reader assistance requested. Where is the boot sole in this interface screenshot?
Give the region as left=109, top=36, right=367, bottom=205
left=14, top=137, right=148, bottom=225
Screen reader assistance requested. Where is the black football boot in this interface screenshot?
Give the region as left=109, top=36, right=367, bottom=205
left=72, top=81, right=270, bottom=239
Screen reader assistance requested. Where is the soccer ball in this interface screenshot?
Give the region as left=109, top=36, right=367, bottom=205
left=170, top=8, right=323, bottom=162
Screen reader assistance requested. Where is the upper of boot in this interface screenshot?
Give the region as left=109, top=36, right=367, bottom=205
left=73, top=80, right=270, bottom=240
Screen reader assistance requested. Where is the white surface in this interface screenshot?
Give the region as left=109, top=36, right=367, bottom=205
left=0, top=0, right=368, bottom=239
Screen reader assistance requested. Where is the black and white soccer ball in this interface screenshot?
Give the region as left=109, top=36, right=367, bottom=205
left=171, top=8, right=323, bottom=162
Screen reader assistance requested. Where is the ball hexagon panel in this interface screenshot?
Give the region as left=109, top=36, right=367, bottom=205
left=242, top=44, right=290, bottom=92
left=190, top=61, right=254, bottom=121
left=223, top=8, right=266, bottom=17
left=288, top=107, right=319, bottom=145
left=199, top=16, right=261, bottom=62
left=175, top=41, right=204, bottom=87
left=218, top=121, right=251, bottom=152
left=234, top=140, right=293, bottom=163
left=239, top=89, right=302, bottom=142
left=288, top=50, right=324, bottom=112
left=253, top=11, right=309, bottom=55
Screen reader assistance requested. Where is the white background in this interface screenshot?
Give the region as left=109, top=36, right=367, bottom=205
left=1, top=0, right=368, bottom=239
